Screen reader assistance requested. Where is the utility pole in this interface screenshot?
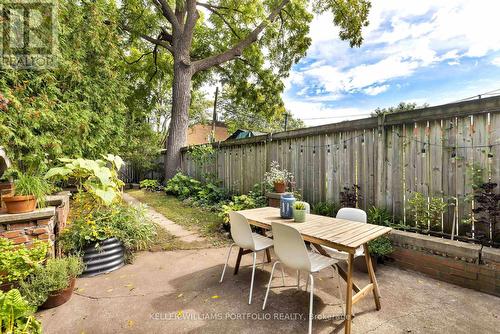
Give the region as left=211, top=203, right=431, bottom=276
left=284, top=112, right=289, bottom=132
left=211, top=86, right=219, bottom=142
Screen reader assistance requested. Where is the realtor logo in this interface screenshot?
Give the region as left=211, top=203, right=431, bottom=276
left=0, top=0, right=58, bottom=69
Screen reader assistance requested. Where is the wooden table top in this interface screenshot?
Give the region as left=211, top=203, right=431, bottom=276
left=237, top=207, right=392, bottom=254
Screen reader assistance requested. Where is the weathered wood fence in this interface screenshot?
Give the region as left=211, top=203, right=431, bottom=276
left=181, top=96, right=500, bottom=240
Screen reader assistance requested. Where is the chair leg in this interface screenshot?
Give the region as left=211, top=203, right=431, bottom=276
left=248, top=252, right=257, bottom=305
left=308, top=274, right=314, bottom=334
left=297, top=270, right=300, bottom=290
left=262, top=261, right=280, bottom=310
left=219, top=243, right=235, bottom=283
left=305, top=274, right=310, bottom=292
left=334, top=265, right=345, bottom=315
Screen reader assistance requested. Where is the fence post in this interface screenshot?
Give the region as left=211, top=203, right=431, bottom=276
left=376, top=115, right=387, bottom=208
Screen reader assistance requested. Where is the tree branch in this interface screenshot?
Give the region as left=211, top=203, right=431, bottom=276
left=121, top=25, right=174, bottom=53
left=196, top=1, right=244, bottom=15
left=184, top=0, right=199, bottom=40
left=124, top=51, right=154, bottom=65
left=198, top=2, right=240, bottom=38
left=153, top=0, right=181, bottom=33
left=192, top=0, right=291, bottom=73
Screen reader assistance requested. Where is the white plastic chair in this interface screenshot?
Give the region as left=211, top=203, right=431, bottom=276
left=321, top=208, right=367, bottom=261
left=263, top=222, right=344, bottom=334
left=219, top=211, right=274, bottom=304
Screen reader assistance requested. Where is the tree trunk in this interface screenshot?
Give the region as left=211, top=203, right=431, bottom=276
left=164, top=61, right=192, bottom=180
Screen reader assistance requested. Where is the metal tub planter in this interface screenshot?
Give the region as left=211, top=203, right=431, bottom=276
left=81, top=238, right=125, bottom=277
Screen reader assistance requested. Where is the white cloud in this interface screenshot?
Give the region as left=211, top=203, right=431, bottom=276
left=284, top=98, right=370, bottom=126
left=284, top=0, right=500, bottom=126
left=492, top=57, right=500, bottom=67
left=364, top=85, right=389, bottom=96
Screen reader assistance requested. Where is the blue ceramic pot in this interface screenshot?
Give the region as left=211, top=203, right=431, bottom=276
left=280, top=193, right=295, bottom=218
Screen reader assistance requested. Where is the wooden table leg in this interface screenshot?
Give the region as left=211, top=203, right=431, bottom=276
left=265, top=248, right=272, bottom=263
left=312, top=244, right=361, bottom=293
left=233, top=247, right=244, bottom=275
left=363, top=244, right=381, bottom=310
left=258, top=228, right=272, bottom=263
left=233, top=248, right=254, bottom=275
left=345, top=253, right=354, bottom=334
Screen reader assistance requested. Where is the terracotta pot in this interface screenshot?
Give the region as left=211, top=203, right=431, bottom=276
left=0, top=281, right=17, bottom=292
left=2, top=195, right=36, bottom=214
left=273, top=181, right=286, bottom=193
left=40, top=277, right=76, bottom=309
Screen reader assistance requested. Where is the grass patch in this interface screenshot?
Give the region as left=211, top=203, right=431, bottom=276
left=126, top=189, right=229, bottom=247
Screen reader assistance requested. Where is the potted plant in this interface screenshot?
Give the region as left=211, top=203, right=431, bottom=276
left=293, top=201, right=307, bottom=223
left=19, top=255, right=84, bottom=309
left=2, top=170, right=53, bottom=214
left=264, top=161, right=294, bottom=193
left=0, top=239, right=48, bottom=292
left=354, top=236, right=393, bottom=273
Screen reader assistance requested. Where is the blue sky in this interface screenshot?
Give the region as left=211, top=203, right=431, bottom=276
left=284, top=0, right=500, bottom=126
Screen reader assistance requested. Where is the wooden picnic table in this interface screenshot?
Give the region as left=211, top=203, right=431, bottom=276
left=235, top=207, right=392, bottom=334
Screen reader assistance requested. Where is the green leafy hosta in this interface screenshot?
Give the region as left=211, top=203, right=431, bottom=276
left=165, top=173, right=202, bottom=200
left=0, top=289, right=42, bottom=334
left=45, top=155, right=124, bottom=206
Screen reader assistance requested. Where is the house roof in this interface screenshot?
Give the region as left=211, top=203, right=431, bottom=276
left=226, top=129, right=266, bottom=141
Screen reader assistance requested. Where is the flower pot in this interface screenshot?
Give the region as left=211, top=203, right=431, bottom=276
left=81, top=237, right=125, bottom=277
left=40, top=277, right=76, bottom=309
left=0, top=281, right=17, bottom=292
left=274, top=181, right=286, bottom=193
left=2, top=195, right=36, bottom=214
left=294, top=209, right=307, bottom=223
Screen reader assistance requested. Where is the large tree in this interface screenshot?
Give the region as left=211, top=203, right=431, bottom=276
left=120, top=0, right=371, bottom=179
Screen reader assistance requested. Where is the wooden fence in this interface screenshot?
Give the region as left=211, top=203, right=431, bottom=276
left=181, top=96, right=500, bottom=241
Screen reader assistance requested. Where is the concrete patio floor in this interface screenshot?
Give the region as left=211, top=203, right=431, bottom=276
left=39, top=248, right=500, bottom=334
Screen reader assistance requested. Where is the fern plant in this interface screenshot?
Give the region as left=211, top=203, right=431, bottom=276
left=0, top=289, right=42, bottom=333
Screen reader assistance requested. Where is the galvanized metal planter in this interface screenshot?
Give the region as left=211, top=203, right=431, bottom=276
left=81, top=237, right=125, bottom=277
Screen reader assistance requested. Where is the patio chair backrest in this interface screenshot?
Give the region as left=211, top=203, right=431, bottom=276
left=271, top=222, right=311, bottom=272
left=336, top=208, right=367, bottom=224
left=229, top=211, right=255, bottom=250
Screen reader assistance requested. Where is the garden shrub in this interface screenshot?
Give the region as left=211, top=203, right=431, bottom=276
left=367, top=206, right=394, bottom=226
left=312, top=202, right=339, bottom=217
left=59, top=203, right=156, bottom=262
left=368, top=235, right=393, bottom=257
left=139, top=179, right=162, bottom=191
left=192, top=182, right=231, bottom=209
left=340, top=185, right=361, bottom=208
left=219, top=184, right=267, bottom=224
left=0, top=239, right=48, bottom=285
left=165, top=172, right=202, bottom=199
left=19, top=256, right=84, bottom=308
left=408, top=192, right=447, bottom=230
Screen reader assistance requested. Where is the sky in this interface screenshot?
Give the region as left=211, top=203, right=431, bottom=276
left=283, top=0, right=500, bottom=126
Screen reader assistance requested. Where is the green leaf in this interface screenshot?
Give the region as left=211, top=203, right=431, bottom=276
left=94, top=188, right=118, bottom=205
